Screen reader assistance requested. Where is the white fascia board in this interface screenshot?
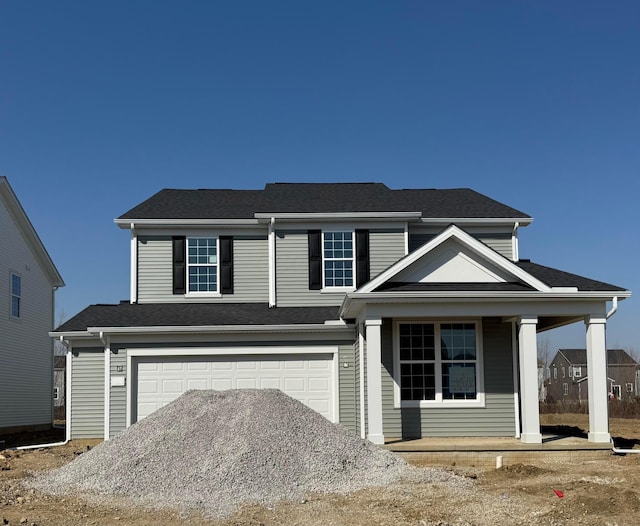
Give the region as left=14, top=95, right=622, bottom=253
left=49, top=331, right=94, bottom=338
left=84, top=322, right=354, bottom=336
left=254, top=212, right=422, bottom=222
left=418, top=217, right=534, bottom=227
left=358, top=224, right=550, bottom=293
left=115, top=218, right=260, bottom=229
left=347, top=290, right=629, bottom=302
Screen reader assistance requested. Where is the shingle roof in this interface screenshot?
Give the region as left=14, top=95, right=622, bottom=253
left=118, top=183, right=531, bottom=220
left=516, top=260, right=627, bottom=292
left=557, top=349, right=637, bottom=366
left=374, top=282, right=535, bottom=292
left=55, top=303, right=342, bottom=332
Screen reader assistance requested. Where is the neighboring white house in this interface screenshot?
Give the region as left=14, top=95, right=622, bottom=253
left=53, top=183, right=630, bottom=445
left=0, top=177, right=64, bottom=433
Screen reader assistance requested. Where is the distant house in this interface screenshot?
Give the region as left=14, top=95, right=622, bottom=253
left=548, top=349, right=640, bottom=402
left=0, top=177, right=64, bottom=433
left=53, top=356, right=66, bottom=409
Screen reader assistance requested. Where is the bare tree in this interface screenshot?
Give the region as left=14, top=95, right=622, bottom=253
left=537, top=335, right=553, bottom=379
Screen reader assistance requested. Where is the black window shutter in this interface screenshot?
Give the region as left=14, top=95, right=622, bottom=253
left=308, top=230, right=322, bottom=290
left=172, top=236, right=186, bottom=294
left=219, top=236, right=234, bottom=294
left=356, top=229, right=370, bottom=288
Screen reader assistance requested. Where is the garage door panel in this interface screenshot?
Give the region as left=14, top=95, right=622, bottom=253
left=211, top=378, right=233, bottom=390
left=259, top=378, right=281, bottom=389
left=136, top=353, right=334, bottom=423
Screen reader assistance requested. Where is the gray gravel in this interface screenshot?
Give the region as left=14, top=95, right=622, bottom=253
left=31, top=389, right=471, bottom=518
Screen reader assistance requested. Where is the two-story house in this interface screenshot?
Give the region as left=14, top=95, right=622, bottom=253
left=52, top=183, right=630, bottom=445
left=0, top=176, right=64, bottom=434
left=548, top=348, right=639, bottom=402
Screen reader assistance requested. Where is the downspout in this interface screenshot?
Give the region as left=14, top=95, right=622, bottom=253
left=512, top=222, right=519, bottom=262
left=16, top=337, right=71, bottom=450
left=130, top=222, right=137, bottom=303
left=100, top=331, right=111, bottom=441
left=268, top=217, right=276, bottom=307
left=604, top=296, right=638, bottom=453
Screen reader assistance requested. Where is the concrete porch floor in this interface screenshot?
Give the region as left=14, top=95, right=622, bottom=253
left=383, top=434, right=613, bottom=468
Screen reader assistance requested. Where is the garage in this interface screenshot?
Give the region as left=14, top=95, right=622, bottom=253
left=133, top=351, right=337, bottom=424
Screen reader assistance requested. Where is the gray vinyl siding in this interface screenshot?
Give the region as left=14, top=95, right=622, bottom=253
left=338, top=343, right=357, bottom=433
left=381, top=318, right=515, bottom=438
left=275, top=230, right=345, bottom=307
left=109, top=351, right=127, bottom=438
left=0, top=198, right=55, bottom=431
left=137, top=235, right=269, bottom=303
left=275, top=229, right=406, bottom=307
left=369, top=229, right=405, bottom=278
left=70, top=349, right=104, bottom=439
left=409, top=230, right=513, bottom=259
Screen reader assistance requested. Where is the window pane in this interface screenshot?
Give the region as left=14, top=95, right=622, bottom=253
left=12, top=274, right=21, bottom=296
left=11, top=296, right=20, bottom=318
left=442, top=363, right=476, bottom=400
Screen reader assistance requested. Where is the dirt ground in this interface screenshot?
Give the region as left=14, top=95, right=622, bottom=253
left=1, top=415, right=639, bottom=526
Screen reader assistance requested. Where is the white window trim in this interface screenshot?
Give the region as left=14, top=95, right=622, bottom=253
left=563, top=383, right=568, bottom=396
left=185, top=237, right=220, bottom=297
left=392, top=319, right=485, bottom=409
left=573, top=366, right=582, bottom=378
left=626, top=382, right=633, bottom=393
left=10, top=271, right=21, bottom=319
left=321, top=230, right=356, bottom=291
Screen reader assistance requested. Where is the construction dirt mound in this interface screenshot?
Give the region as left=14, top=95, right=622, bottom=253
left=31, top=389, right=470, bottom=518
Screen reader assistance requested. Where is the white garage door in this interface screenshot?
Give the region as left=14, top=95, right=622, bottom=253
left=135, top=353, right=336, bottom=423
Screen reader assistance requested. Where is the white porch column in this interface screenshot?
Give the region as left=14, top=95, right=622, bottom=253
left=585, top=315, right=610, bottom=443
left=365, top=317, right=384, bottom=445
left=518, top=315, right=542, bottom=444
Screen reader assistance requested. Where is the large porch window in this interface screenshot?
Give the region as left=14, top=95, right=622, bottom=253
left=394, top=321, right=484, bottom=407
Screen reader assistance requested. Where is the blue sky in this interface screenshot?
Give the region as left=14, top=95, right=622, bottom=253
left=1, top=1, right=638, bottom=353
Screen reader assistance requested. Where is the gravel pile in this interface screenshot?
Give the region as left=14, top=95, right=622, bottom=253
left=32, top=389, right=470, bottom=517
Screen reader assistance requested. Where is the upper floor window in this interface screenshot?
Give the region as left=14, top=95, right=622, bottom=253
left=572, top=366, right=582, bottom=378
left=187, top=238, right=218, bottom=293
left=11, top=273, right=21, bottom=318
left=394, top=321, right=483, bottom=407
left=323, top=231, right=354, bottom=288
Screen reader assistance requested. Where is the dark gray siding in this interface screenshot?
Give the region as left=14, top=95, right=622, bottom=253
left=409, top=230, right=513, bottom=259
left=381, top=318, right=516, bottom=438
left=109, top=351, right=127, bottom=438
left=338, top=343, right=357, bottom=433
left=137, top=235, right=269, bottom=303
left=70, top=348, right=104, bottom=439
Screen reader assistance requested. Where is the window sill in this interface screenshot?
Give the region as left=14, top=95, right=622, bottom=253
left=184, top=293, right=222, bottom=299
left=320, top=287, right=355, bottom=294
left=396, top=398, right=486, bottom=409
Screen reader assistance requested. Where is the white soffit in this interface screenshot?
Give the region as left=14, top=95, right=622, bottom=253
left=392, top=240, right=510, bottom=283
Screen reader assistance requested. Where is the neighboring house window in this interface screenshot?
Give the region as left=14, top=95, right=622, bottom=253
left=53, top=387, right=59, bottom=400
left=572, top=366, right=582, bottom=378
left=626, top=383, right=633, bottom=393
left=395, top=321, right=482, bottom=406
left=562, top=367, right=565, bottom=378
left=563, top=383, right=568, bottom=396
left=10, top=273, right=21, bottom=318
left=553, top=367, right=557, bottom=379
left=187, top=238, right=218, bottom=292
left=323, top=231, right=354, bottom=288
